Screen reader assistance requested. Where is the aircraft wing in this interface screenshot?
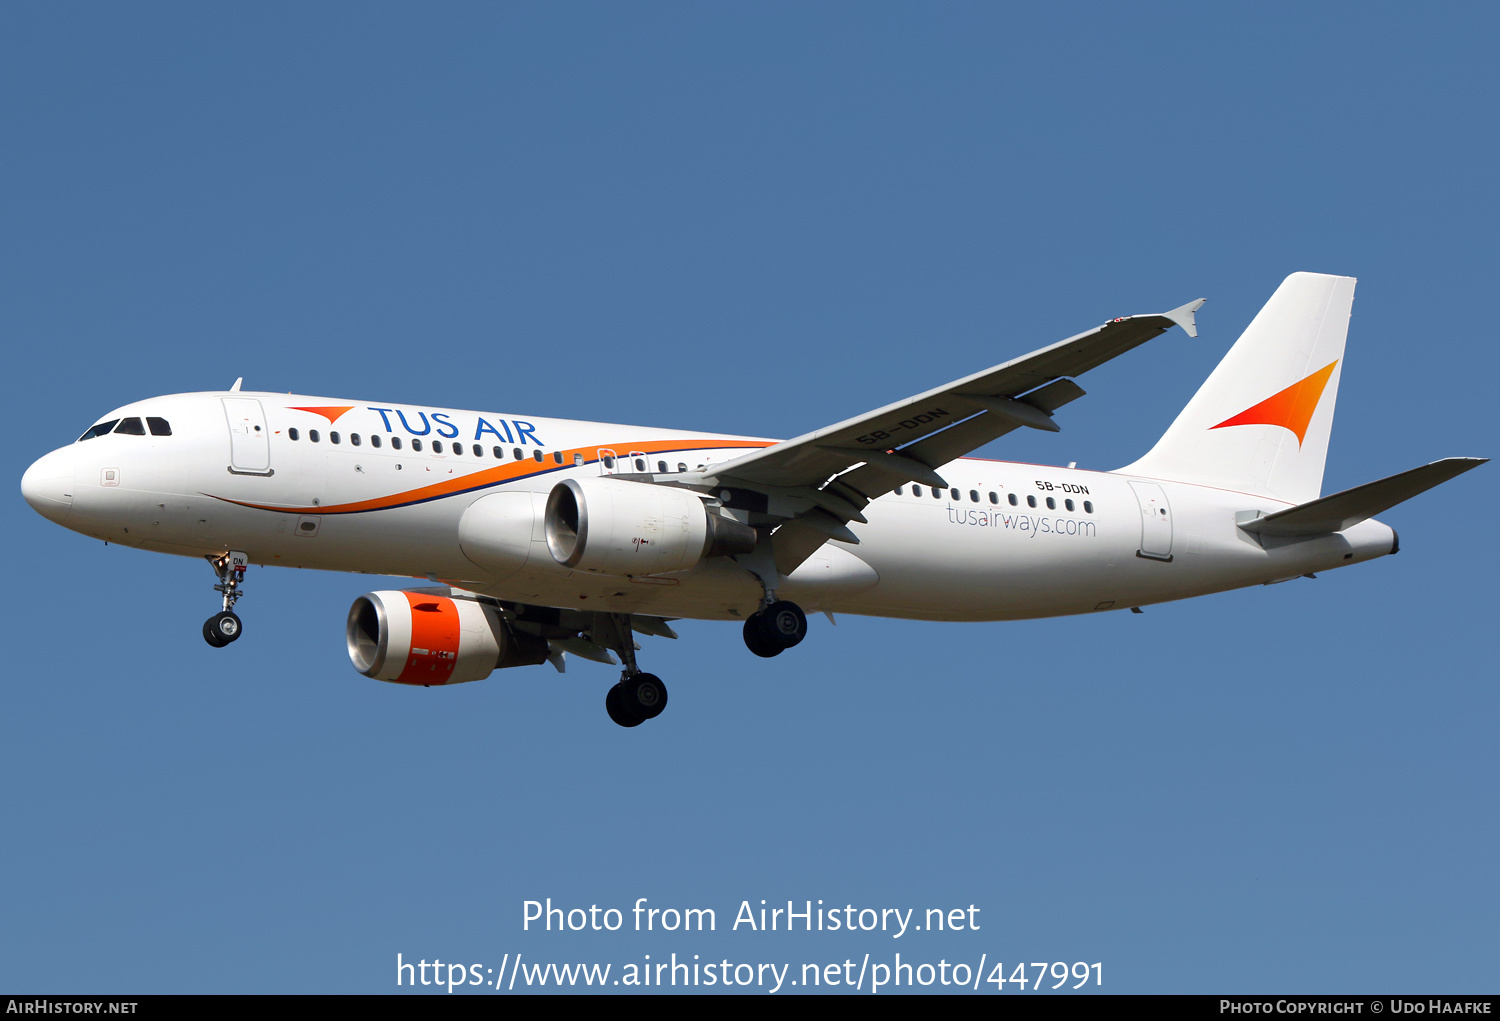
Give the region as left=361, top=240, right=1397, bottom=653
left=713, top=298, right=1204, bottom=495
left=695, top=298, right=1203, bottom=573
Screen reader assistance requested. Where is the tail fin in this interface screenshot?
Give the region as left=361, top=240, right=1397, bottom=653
left=1119, top=272, right=1356, bottom=504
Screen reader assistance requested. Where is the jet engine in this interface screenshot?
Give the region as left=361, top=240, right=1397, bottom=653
left=346, top=590, right=548, bottom=686
left=544, top=476, right=757, bottom=576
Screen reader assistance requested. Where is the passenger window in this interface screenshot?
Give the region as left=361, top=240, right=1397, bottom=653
left=330, top=432, right=341, bottom=444
left=114, top=418, right=146, bottom=435
left=988, top=492, right=998, bottom=504
left=657, top=460, right=668, bottom=473
left=602, top=454, right=615, bottom=469
left=554, top=451, right=564, bottom=465
left=895, top=486, right=904, bottom=495
left=1009, top=493, right=1018, bottom=506
left=1045, top=497, right=1054, bottom=509
left=911, top=485, right=922, bottom=496
left=310, top=430, right=321, bottom=443
left=432, top=440, right=443, bottom=453
left=1065, top=499, right=1074, bottom=511
left=1027, top=495, right=1036, bottom=508
left=949, top=488, right=960, bottom=500
left=147, top=417, right=172, bottom=436
left=513, top=448, right=523, bottom=460
left=932, top=487, right=943, bottom=499
left=634, top=458, right=646, bottom=471
left=1083, top=501, right=1093, bottom=514
left=78, top=420, right=119, bottom=441
left=411, top=438, right=423, bottom=452
left=288, top=427, right=300, bottom=441
left=350, top=433, right=361, bottom=446
left=391, top=436, right=402, bottom=450
left=370, top=434, right=382, bottom=448
left=533, top=450, right=544, bottom=462
left=677, top=462, right=687, bottom=473
left=969, top=490, right=979, bottom=503
left=473, top=444, right=482, bottom=457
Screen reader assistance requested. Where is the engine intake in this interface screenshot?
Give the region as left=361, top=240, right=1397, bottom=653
left=346, top=590, right=548, bottom=685
left=545, top=476, right=757, bottom=577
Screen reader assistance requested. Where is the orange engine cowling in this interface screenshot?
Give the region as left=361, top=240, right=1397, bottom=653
left=345, top=590, right=547, bottom=685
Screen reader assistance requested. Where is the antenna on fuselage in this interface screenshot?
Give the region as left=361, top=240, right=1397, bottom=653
left=229, top=377, right=243, bottom=392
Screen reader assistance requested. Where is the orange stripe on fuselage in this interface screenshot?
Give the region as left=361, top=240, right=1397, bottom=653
left=394, top=593, right=460, bottom=686
left=208, top=437, right=771, bottom=515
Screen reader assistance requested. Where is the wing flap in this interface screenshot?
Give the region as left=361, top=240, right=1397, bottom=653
left=834, top=377, right=1089, bottom=501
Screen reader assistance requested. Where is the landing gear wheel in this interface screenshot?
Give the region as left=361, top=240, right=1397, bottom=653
left=620, top=672, right=668, bottom=720
left=605, top=684, right=645, bottom=728
left=204, top=611, right=242, bottom=646
left=745, top=600, right=806, bottom=656
left=763, top=600, right=807, bottom=649
left=743, top=616, right=783, bottom=658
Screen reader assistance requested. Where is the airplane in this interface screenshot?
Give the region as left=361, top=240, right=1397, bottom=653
left=19, top=272, right=1486, bottom=727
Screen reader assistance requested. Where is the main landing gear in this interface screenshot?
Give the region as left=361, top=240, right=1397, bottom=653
left=742, top=599, right=807, bottom=658
left=593, top=612, right=671, bottom=729
left=202, top=551, right=248, bottom=648
left=605, top=672, right=668, bottom=728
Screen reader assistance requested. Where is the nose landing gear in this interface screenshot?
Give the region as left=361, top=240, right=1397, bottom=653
left=203, top=551, right=248, bottom=647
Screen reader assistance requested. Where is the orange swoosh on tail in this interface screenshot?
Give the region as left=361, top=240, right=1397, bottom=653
left=1210, top=360, right=1338, bottom=447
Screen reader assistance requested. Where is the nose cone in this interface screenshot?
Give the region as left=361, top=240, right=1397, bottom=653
left=21, top=448, right=75, bottom=524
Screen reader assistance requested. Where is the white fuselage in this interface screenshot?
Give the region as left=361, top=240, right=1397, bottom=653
left=22, top=390, right=1398, bottom=622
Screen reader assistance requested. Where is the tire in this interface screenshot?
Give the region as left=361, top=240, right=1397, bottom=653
left=206, top=611, right=242, bottom=645
left=743, top=615, right=782, bottom=658
left=762, top=600, right=806, bottom=649
left=605, top=684, right=644, bottom=728
left=620, top=673, right=668, bottom=720
left=202, top=618, right=228, bottom=648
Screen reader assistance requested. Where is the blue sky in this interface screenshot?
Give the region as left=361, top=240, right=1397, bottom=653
left=3, top=3, right=1495, bottom=994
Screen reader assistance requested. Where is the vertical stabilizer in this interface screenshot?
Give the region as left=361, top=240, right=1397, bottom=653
left=1119, top=272, right=1355, bottom=504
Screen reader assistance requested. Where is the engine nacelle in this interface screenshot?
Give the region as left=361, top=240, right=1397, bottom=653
left=346, top=590, right=548, bottom=686
left=544, top=476, right=757, bottom=577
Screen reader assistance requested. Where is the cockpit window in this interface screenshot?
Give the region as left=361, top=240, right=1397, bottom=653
left=114, top=417, right=146, bottom=435
left=147, top=417, right=172, bottom=436
left=78, top=420, right=119, bottom=441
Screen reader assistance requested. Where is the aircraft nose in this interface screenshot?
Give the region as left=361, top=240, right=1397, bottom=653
left=21, top=448, right=75, bottom=523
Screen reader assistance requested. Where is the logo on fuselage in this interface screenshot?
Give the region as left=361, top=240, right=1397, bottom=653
left=289, top=406, right=355, bottom=423
left=288, top=405, right=546, bottom=447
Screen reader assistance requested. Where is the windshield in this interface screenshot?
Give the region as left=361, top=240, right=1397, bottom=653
left=77, top=420, right=119, bottom=441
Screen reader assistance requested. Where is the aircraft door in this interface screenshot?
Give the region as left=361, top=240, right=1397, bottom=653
left=223, top=398, right=273, bottom=475
left=597, top=448, right=618, bottom=475
left=1128, top=480, right=1173, bottom=560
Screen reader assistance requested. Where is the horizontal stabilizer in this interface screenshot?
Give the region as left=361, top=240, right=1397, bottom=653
left=1239, top=457, right=1488, bottom=537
